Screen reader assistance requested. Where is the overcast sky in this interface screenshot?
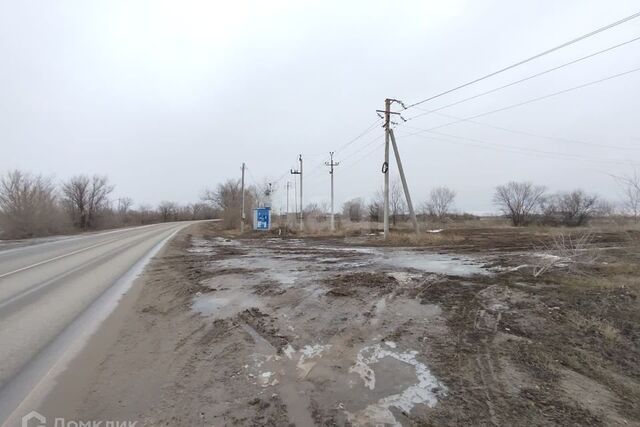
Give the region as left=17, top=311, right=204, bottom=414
left=1, top=0, right=639, bottom=214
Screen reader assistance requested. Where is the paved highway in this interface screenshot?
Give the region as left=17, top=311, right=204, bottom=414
left=0, top=221, right=194, bottom=424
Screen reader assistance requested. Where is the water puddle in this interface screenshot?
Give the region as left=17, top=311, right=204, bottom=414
left=193, top=293, right=261, bottom=317
left=379, top=250, right=489, bottom=276
left=347, top=342, right=447, bottom=426
left=193, top=272, right=261, bottom=317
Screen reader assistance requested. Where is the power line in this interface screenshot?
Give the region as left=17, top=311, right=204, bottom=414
left=347, top=140, right=385, bottom=168
left=334, top=119, right=382, bottom=155
left=431, top=111, right=640, bottom=152
left=397, top=127, right=640, bottom=167
left=406, top=34, right=640, bottom=122
left=245, top=166, right=260, bottom=188
left=401, top=66, right=640, bottom=135
left=403, top=10, right=640, bottom=110
left=340, top=134, right=384, bottom=164
left=300, top=119, right=382, bottom=184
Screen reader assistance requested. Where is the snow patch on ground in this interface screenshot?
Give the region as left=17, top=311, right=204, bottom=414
left=187, top=238, right=216, bottom=254
left=347, top=344, right=447, bottom=426
left=297, top=344, right=332, bottom=377
left=283, top=344, right=296, bottom=359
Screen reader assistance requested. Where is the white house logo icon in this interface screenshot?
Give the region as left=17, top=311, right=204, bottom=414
left=21, top=410, right=46, bottom=427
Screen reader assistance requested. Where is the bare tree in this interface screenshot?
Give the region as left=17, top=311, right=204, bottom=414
left=424, top=187, right=456, bottom=219
left=304, top=203, right=326, bottom=221
left=541, top=190, right=599, bottom=226
left=137, top=204, right=157, bottom=224
left=367, top=190, right=383, bottom=222
left=117, top=197, right=134, bottom=215
left=617, top=170, right=640, bottom=221
left=0, top=170, right=61, bottom=238
left=556, top=190, right=598, bottom=226
left=390, top=179, right=406, bottom=225
left=594, top=198, right=615, bottom=217
left=117, top=197, right=134, bottom=225
left=158, top=201, right=177, bottom=222
left=202, top=179, right=255, bottom=229
left=62, top=175, right=114, bottom=230
left=342, top=198, right=364, bottom=222
left=189, top=202, right=216, bottom=220
left=493, top=181, right=546, bottom=226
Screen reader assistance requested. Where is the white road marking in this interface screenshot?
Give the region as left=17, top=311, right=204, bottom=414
left=0, top=236, right=127, bottom=280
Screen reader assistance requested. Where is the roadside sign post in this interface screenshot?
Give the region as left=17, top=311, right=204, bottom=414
left=253, top=207, right=271, bottom=231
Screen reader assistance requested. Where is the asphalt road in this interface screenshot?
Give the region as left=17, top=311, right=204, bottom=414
left=0, top=221, right=194, bottom=424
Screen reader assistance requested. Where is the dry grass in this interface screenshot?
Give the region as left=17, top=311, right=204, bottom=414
left=532, top=232, right=600, bottom=277
left=381, top=231, right=465, bottom=246
left=566, top=312, right=622, bottom=342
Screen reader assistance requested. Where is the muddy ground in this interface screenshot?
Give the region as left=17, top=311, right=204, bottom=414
left=57, top=222, right=639, bottom=426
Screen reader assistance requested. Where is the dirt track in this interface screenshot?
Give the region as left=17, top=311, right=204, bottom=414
left=50, top=222, right=640, bottom=426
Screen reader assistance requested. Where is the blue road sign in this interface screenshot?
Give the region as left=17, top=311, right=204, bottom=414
left=254, top=207, right=271, bottom=230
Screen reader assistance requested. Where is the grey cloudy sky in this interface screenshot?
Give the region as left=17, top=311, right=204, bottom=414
left=1, top=0, right=639, bottom=214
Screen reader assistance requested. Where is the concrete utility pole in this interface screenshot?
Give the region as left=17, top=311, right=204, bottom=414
left=389, top=129, right=419, bottom=233
left=240, top=162, right=246, bottom=233
left=299, top=155, right=303, bottom=231
left=377, top=98, right=419, bottom=238
left=383, top=99, right=391, bottom=239
left=293, top=178, right=298, bottom=216
left=286, top=181, right=290, bottom=219
left=290, top=154, right=303, bottom=231
left=325, top=152, right=340, bottom=232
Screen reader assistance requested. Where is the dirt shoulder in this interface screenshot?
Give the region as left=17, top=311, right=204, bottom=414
left=44, top=222, right=640, bottom=426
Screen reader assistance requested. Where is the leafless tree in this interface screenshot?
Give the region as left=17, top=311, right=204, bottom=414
left=189, top=202, right=216, bottom=220
left=201, top=179, right=255, bottom=229
left=117, top=197, right=134, bottom=215
left=390, top=180, right=406, bottom=225
left=616, top=169, right=640, bottom=221
left=424, top=186, right=456, bottom=219
left=342, top=198, right=364, bottom=222
left=158, top=201, right=177, bottom=222
left=304, top=203, right=326, bottom=221
left=367, top=190, right=383, bottom=222
left=137, top=204, right=157, bottom=224
left=0, top=170, right=61, bottom=238
left=493, top=181, right=546, bottom=226
left=594, top=198, right=615, bottom=217
left=117, top=197, right=134, bottom=225
left=62, top=175, right=114, bottom=230
left=556, top=190, right=598, bottom=226
left=541, top=190, right=599, bottom=226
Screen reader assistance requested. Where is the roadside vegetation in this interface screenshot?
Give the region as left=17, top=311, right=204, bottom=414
left=0, top=169, right=219, bottom=239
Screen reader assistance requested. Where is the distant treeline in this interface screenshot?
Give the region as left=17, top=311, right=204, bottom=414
left=0, top=170, right=219, bottom=239
left=328, top=177, right=638, bottom=228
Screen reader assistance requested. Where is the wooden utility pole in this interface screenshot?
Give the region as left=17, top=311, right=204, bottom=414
left=383, top=99, right=391, bottom=239
left=389, top=129, right=419, bottom=233
left=240, top=162, right=246, bottom=233
left=325, top=151, right=340, bottom=232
